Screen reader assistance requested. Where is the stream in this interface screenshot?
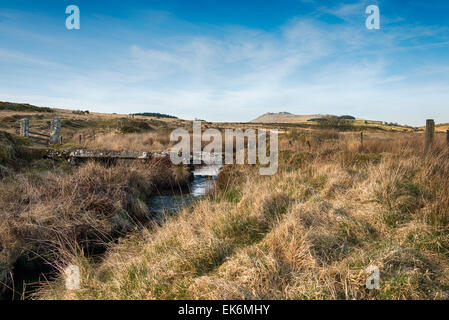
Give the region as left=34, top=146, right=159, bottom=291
left=149, top=163, right=222, bottom=215
left=2, top=160, right=222, bottom=300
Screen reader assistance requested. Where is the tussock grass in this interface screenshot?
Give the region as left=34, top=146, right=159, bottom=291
left=3, top=128, right=449, bottom=300
left=0, top=157, right=191, bottom=298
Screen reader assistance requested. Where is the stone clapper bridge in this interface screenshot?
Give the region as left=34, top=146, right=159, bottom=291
left=47, top=148, right=224, bottom=175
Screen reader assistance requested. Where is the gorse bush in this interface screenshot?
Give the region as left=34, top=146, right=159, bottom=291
left=0, top=131, right=33, bottom=167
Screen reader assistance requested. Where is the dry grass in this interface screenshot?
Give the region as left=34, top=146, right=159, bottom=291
left=84, top=132, right=172, bottom=152
left=0, top=156, right=191, bottom=298
left=4, top=106, right=447, bottom=299
left=34, top=130, right=449, bottom=300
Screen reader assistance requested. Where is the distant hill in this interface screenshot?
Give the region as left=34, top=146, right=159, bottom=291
left=251, top=112, right=336, bottom=123
left=0, top=101, right=54, bottom=113
left=250, top=112, right=418, bottom=132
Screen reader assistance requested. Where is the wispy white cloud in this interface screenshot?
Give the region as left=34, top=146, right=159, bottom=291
left=0, top=48, right=66, bottom=69
left=1, top=4, right=449, bottom=126
left=318, top=1, right=369, bottom=21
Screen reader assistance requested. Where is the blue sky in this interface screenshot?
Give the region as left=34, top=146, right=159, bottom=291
left=0, top=0, right=448, bottom=125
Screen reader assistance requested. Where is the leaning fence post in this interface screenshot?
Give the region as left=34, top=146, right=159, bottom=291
left=49, top=118, right=62, bottom=145
left=20, top=118, right=29, bottom=137
left=425, top=119, right=435, bottom=154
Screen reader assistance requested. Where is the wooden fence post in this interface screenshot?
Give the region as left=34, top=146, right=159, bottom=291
left=360, top=132, right=364, bottom=149
left=49, top=118, right=61, bottom=145
left=59, top=136, right=63, bottom=144
left=425, top=119, right=435, bottom=154
left=20, top=118, right=29, bottom=137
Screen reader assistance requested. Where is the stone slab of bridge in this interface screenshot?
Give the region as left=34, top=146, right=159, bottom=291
left=46, top=149, right=224, bottom=166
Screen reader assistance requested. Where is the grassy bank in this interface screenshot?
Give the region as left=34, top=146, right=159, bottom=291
left=36, top=130, right=449, bottom=300
left=0, top=133, right=191, bottom=298
left=0, top=104, right=189, bottom=148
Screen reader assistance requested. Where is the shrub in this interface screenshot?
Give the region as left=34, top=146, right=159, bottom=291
left=133, top=112, right=177, bottom=119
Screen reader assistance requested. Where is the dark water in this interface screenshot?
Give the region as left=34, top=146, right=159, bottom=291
left=1, top=255, right=55, bottom=300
